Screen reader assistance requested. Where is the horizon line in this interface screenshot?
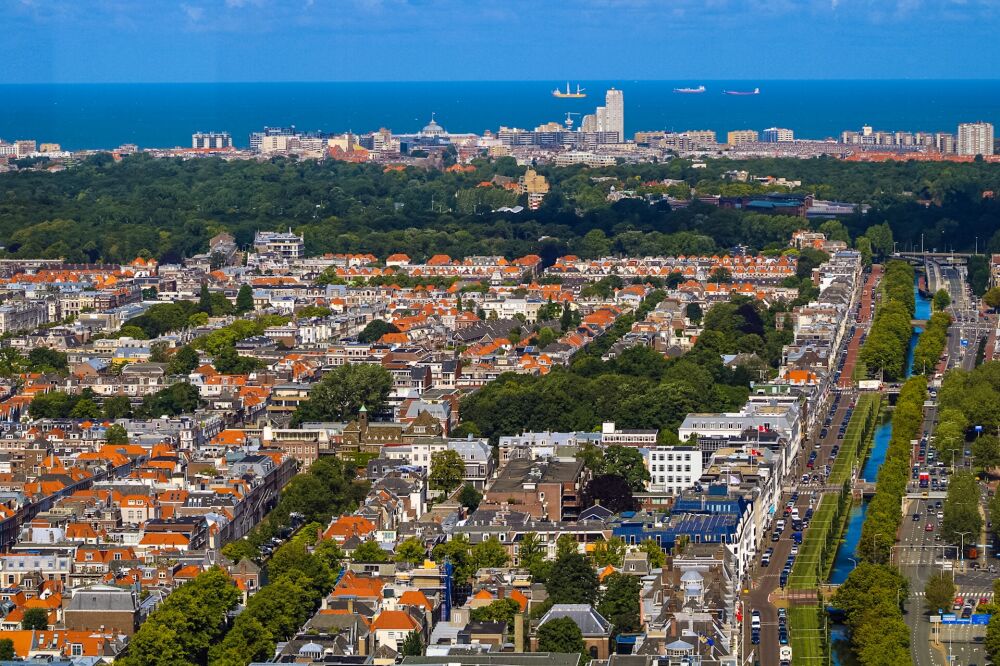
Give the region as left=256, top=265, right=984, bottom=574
left=4, top=77, right=1000, bottom=86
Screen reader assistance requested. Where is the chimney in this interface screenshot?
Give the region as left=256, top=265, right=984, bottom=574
left=347, top=597, right=355, bottom=614
left=514, top=613, right=524, bottom=653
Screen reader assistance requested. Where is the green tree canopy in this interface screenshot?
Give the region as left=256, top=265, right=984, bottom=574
left=291, top=364, right=393, bottom=425
left=536, top=616, right=585, bottom=654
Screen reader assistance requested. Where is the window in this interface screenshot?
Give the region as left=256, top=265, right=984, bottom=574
left=71, top=644, right=83, bottom=657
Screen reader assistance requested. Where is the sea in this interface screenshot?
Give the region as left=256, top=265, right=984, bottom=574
left=2, top=80, right=1000, bottom=151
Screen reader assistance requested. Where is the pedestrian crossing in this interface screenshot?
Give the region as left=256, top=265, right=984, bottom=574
left=912, top=590, right=994, bottom=599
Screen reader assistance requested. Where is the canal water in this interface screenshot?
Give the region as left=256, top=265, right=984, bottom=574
left=827, top=277, right=931, bottom=664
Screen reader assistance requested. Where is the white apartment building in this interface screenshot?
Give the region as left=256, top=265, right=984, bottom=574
left=762, top=127, right=794, bottom=143
left=645, top=445, right=703, bottom=494
left=957, top=122, right=994, bottom=156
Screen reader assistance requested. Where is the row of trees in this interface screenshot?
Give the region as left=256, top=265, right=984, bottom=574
left=212, top=526, right=345, bottom=665
left=858, top=260, right=915, bottom=381
left=28, top=383, right=200, bottom=421
left=222, top=457, right=369, bottom=564
left=910, top=311, right=952, bottom=376
left=941, top=471, right=982, bottom=546
left=858, top=376, right=927, bottom=563
left=831, top=563, right=910, bottom=665
left=118, top=568, right=241, bottom=666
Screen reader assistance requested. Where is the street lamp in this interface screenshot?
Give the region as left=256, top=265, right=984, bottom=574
left=848, top=556, right=858, bottom=571
left=956, top=530, right=974, bottom=572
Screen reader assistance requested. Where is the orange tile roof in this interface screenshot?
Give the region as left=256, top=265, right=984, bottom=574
left=372, top=609, right=420, bottom=631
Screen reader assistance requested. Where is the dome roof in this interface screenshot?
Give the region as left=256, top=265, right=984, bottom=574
left=420, top=114, right=446, bottom=136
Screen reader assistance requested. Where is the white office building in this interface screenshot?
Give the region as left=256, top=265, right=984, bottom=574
left=645, top=445, right=703, bottom=494
left=957, top=122, right=994, bottom=156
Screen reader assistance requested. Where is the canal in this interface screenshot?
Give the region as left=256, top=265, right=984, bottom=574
left=827, top=277, right=932, bottom=664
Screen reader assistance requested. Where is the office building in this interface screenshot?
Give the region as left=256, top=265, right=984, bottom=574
left=192, top=132, right=233, bottom=149
left=957, top=122, right=994, bottom=156
left=761, top=128, right=794, bottom=143
left=249, top=126, right=297, bottom=153
left=727, top=130, right=759, bottom=145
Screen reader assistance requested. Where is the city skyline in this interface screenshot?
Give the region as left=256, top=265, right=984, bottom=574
left=5, top=0, right=1000, bottom=83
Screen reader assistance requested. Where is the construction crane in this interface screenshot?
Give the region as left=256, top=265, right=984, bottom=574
left=564, top=112, right=580, bottom=130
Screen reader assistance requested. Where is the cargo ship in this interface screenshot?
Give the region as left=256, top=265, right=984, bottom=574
left=552, top=83, right=586, bottom=98
left=673, top=85, right=706, bottom=94
left=723, top=88, right=760, bottom=96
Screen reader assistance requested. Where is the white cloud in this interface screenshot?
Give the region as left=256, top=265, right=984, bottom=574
left=181, top=3, right=204, bottom=20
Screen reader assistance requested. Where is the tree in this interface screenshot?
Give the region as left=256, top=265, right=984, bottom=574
left=556, top=533, right=579, bottom=559
left=458, top=484, right=483, bottom=512
left=236, top=284, right=254, bottom=313
left=470, top=598, right=521, bottom=629
left=400, top=630, right=424, bottom=657
left=598, top=572, right=641, bottom=633
left=103, top=394, right=133, bottom=419
left=640, top=539, right=666, bottom=569
left=546, top=551, right=598, bottom=605
left=221, top=539, right=259, bottom=564
left=357, top=319, right=401, bottom=344
left=430, top=449, right=466, bottom=494
left=942, top=471, right=982, bottom=545
left=708, top=267, right=732, bottom=284
left=685, top=302, right=703, bottom=324
left=865, top=222, right=894, bottom=257
left=209, top=616, right=274, bottom=666
left=583, top=474, right=638, bottom=513
left=28, top=347, right=68, bottom=372
left=518, top=532, right=545, bottom=572
left=471, top=537, right=510, bottom=571
left=119, top=325, right=149, bottom=340
left=137, top=382, right=201, bottom=418
left=198, top=284, right=213, bottom=314
left=21, top=607, right=48, bottom=630
left=973, top=434, right=1000, bottom=471
left=291, top=364, right=393, bottom=425
left=213, top=344, right=263, bottom=375
left=395, top=538, right=427, bottom=565
left=591, top=537, right=627, bottom=567
left=352, top=540, right=390, bottom=563
left=933, top=289, right=951, bottom=312
left=537, top=616, right=585, bottom=654
left=105, top=423, right=129, bottom=445
left=69, top=398, right=102, bottom=419
left=991, top=494, right=1000, bottom=540
left=987, top=614, right=1000, bottom=665
left=601, top=446, right=651, bottom=492
left=984, top=287, right=1000, bottom=310
left=167, top=345, right=200, bottom=376
left=924, top=572, right=955, bottom=614
left=0, top=639, right=15, bottom=661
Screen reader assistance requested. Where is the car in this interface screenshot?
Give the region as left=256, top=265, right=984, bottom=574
left=913, top=513, right=921, bottom=521
left=778, top=631, right=789, bottom=645
left=962, top=607, right=973, bottom=619
left=926, top=523, right=934, bottom=532
left=954, top=597, right=964, bottom=610
left=751, top=631, right=760, bottom=645
left=772, top=532, right=781, bottom=542
left=981, top=596, right=991, bottom=606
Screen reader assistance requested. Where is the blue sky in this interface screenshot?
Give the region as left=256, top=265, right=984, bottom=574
left=5, top=0, right=1000, bottom=82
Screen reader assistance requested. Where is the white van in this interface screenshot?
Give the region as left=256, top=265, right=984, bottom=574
left=751, top=611, right=761, bottom=629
